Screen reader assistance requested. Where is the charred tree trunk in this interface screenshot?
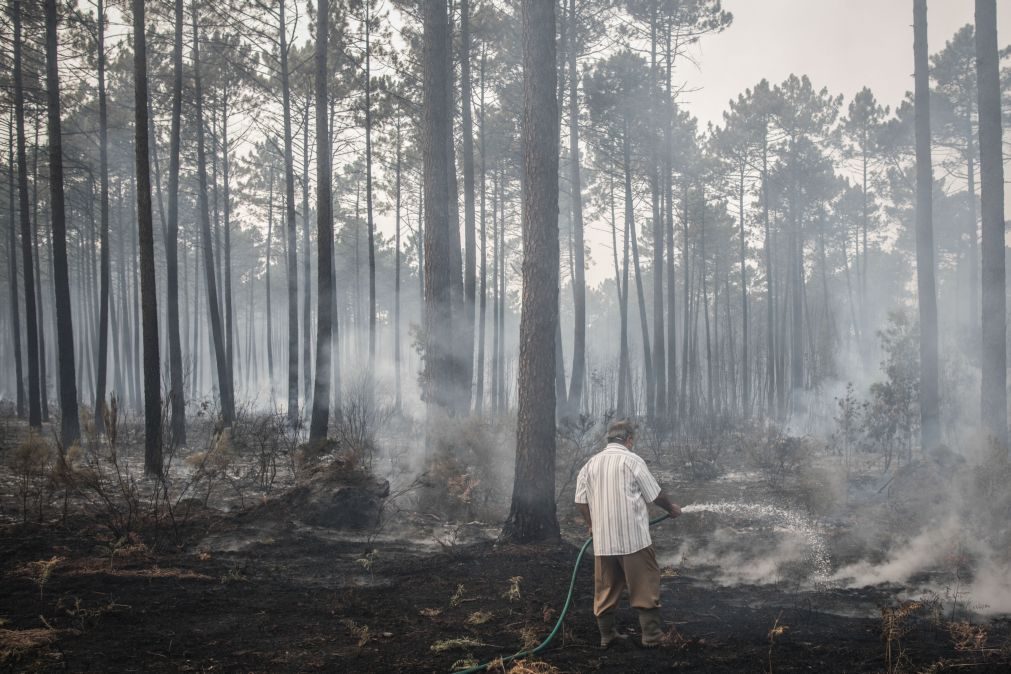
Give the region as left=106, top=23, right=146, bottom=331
left=502, top=0, right=560, bottom=543
left=133, top=0, right=163, bottom=474
left=191, top=3, right=234, bottom=426
left=364, top=4, right=377, bottom=397
left=13, top=2, right=40, bottom=426
left=975, top=0, right=1007, bottom=453
left=461, top=0, right=477, bottom=414
left=164, top=0, right=186, bottom=445
left=302, top=96, right=311, bottom=407
left=475, top=53, right=488, bottom=415
left=308, top=0, right=334, bottom=445
left=280, top=0, right=300, bottom=424
left=6, top=113, right=24, bottom=420
left=422, top=0, right=454, bottom=431
left=44, top=0, right=80, bottom=445
left=266, top=167, right=275, bottom=399
left=913, top=0, right=941, bottom=451
left=566, top=0, right=586, bottom=416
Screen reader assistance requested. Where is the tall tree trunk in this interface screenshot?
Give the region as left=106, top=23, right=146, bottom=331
left=44, top=0, right=80, bottom=445
left=308, top=0, right=334, bottom=444
left=625, top=125, right=654, bottom=419
left=649, top=3, right=666, bottom=421
left=30, top=113, right=48, bottom=421
left=192, top=3, right=234, bottom=426
left=566, top=0, right=586, bottom=416
left=615, top=172, right=630, bottom=416
left=739, top=158, right=750, bottom=417
left=279, top=0, right=300, bottom=424
left=364, top=4, right=377, bottom=397
left=6, top=112, right=24, bottom=420
left=133, top=0, right=163, bottom=474
left=394, top=116, right=403, bottom=413
left=502, top=0, right=560, bottom=543
left=13, top=2, right=40, bottom=426
left=164, top=0, right=186, bottom=445
left=913, top=0, right=941, bottom=451
left=490, top=169, right=500, bottom=414
left=222, top=89, right=234, bottom=385
left=475, top=55, right=488, bottom=415
left=461, top=0, right=477, bottom=415
left=422, top=0, right=454, bottom=432
left=302, top=96, right=311, bottom=407
left=976, top=0, right=1007, bottom=453
left=965, top=104, right=980, bottom=350
left=266, top=167, right=275, bottom=399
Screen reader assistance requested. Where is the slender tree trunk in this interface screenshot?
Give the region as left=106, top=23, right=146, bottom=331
left=266, top=167, right=275, bottom=399
left=965, top=105, right=980, bottom=348
left=976, top=0, right=1007, bottom=453
left=308, top=0, right=334, bottom=444
left=461, top=0, right=477, bottom=414
left=394, top=116, right=403, bottom=413
left=279, top=0, right=300, bottom=424
left=739, top=159, right=750, bottom=417
left=133, top=0, right=163, bottom=473
left=192, top=3, right=234, bottom=426
left=13, top=3, right=40, bottom=427
left=44, top=0, right=80, bottom=445
left=616, top=172, right=630, bottom=416
left=502, top=0, right=560, bottom=543
left=475, top=55, right=488, bottom=415
left=364, top=5, right=377, bottom=398
left=490, top=169, right=500, bottom=414
left=302, top=96, right=311, bottom=407
left=222, top=89, right=234, bottom=385
left=566, top=0, right=586, bottom=416
left=913, top=0, right=941, bottom=451
left=625, top=125, right=654, bottom=419
left=94, top=0, right=113, bottom=432
left=6, top=112, right=24, bottom=420
left=30, top=113, right=48, bottom=421
left=422, top=0, right=454, bottom=432
left=164, top=0, right=186, bottom=444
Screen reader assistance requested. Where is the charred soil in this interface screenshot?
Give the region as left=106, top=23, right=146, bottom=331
left=2, top=512, right=1010, bottom=673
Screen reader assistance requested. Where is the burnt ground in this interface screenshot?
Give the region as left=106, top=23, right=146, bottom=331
left=2, top=511, right=1010, bottom=673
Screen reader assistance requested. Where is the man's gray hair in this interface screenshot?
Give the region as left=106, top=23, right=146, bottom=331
left=606, top=419, right=637, bottom=444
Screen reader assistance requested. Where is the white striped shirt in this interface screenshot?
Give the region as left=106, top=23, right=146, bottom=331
left=574, top=443, right=662, bottom=556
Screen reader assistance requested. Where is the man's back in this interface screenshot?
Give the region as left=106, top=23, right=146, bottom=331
left=575, top=444, right=661, bottom=556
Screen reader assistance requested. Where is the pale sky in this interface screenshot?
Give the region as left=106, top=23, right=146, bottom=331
left=680, top=0, right=1011, bottom=129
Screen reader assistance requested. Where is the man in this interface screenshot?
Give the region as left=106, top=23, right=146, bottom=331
left=574, top=419, right=681, bottom=648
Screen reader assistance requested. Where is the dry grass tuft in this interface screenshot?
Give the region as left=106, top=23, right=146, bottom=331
left=466, top=610, right=494, bottom=626
left=502, top=576, right=522, bottom=602
left=430, top=637, right=484, bottom=653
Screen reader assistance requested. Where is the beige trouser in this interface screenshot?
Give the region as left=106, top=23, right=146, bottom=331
left=593, top=545, right=661, bottom=616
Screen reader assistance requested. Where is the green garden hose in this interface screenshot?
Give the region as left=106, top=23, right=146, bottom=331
left=451, top=513, right=671, bottom=674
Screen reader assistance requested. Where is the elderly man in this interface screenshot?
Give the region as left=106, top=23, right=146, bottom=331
left=574, top=419, right=681, bottom=648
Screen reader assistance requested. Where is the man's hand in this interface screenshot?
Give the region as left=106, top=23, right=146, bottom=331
left=576, top=502, right=593, bottom=535
left=653, top=491, right=681, bottom=519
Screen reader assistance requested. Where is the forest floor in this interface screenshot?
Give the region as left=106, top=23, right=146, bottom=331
left=2, top=414, right=1011, bottom=672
